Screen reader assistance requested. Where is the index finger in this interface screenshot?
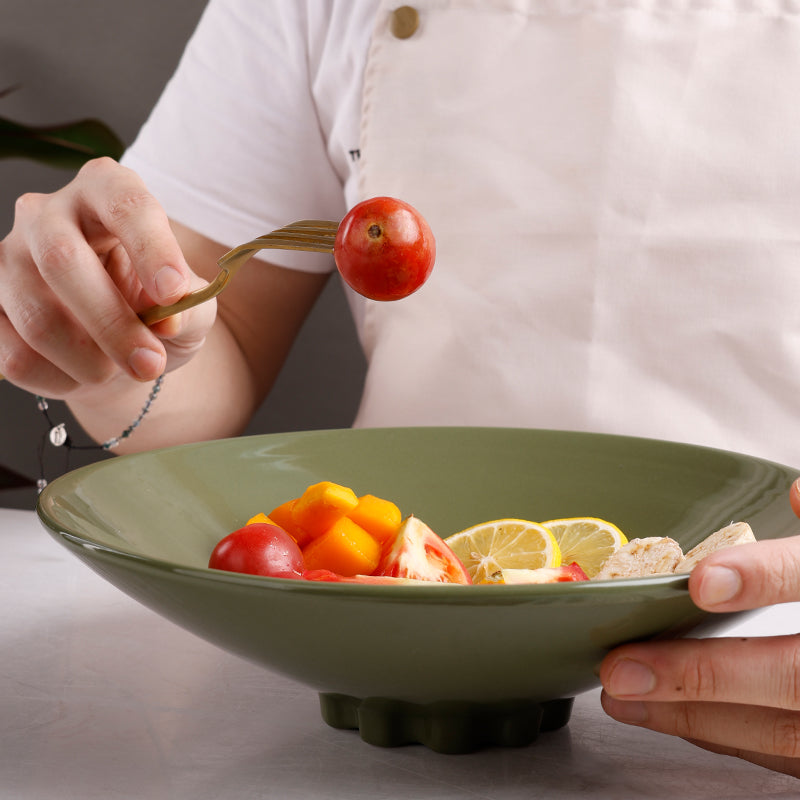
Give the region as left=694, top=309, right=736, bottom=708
left=73, top=158, right=190, bottom=305
left=600, top=633, right=800, bottom=710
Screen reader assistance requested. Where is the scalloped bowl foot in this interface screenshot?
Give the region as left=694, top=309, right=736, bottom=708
left=319, top=693, right=575, bottom=753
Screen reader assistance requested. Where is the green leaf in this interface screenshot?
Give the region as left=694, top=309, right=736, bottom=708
left=0, top=115, right=125, bottom=169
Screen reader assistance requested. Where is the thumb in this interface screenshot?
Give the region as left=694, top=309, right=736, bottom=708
left=688, top=533, right=800, bottom=612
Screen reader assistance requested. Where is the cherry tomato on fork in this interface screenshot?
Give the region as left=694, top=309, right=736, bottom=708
left=334, top=196, right=436, bottom=301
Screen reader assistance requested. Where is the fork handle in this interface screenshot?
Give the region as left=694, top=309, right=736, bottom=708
left=138, top=229, right=336, bottom=326
left=138, top=271, right=233, bottom=326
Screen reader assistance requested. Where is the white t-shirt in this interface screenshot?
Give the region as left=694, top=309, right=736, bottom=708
left=124, top=0, right=800, bottom=468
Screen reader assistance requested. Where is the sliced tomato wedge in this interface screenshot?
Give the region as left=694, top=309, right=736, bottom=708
left=791, top=478, right=800, bottom=520
left=377, top=516, right=472, bottom=584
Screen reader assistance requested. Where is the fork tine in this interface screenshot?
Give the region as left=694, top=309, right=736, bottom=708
left=239, top=238, right=334, bottom=253
left=261, top=220, right=338, bottom=237
left=137, top=219, right=340, bottom=326
left=219, top=233, right=335, bottom=264
left=251, top=221, right=337, bottom=250
left=281, top=220, right=339, bottom=229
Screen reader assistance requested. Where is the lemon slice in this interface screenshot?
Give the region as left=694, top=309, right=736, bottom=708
left=444, top=519, right=561, bottom=583
left=540, top=517, right=627, bottom=578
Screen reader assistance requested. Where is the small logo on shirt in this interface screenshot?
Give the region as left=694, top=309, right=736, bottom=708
left=349, top=148, right=361, bottom=162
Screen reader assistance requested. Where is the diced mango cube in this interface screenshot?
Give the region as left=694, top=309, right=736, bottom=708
left=291, top=481, right=359, bottom=540
left=247, top=512, right=275, bottom=526
left=348, top=494, right=402, bottom=544
left=267, top=498, right=311, bottom=547
left=302, top=517, right=381, bottom=577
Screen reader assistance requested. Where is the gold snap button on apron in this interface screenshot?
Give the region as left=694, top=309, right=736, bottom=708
left=391, top=6, right=420, bottom=39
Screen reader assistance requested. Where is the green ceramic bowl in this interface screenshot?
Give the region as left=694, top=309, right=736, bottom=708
left=37, top=427, right=798, bottom=753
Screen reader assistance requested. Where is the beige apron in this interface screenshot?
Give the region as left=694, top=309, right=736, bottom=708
left=351, top=0, right=800, bottom=467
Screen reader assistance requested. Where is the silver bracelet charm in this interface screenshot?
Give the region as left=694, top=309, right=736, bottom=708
left=35, top=373, right=165, bottom=491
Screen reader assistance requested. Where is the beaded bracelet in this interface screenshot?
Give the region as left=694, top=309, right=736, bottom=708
left=35, top=373, right=164, bottom=492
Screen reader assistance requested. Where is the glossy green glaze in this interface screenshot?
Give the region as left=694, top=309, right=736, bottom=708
left=37, top=427, right=799, bottom=751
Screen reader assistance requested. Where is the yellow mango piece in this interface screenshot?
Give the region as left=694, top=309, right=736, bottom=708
left=302, top=516, right=381, bottom=577
left=247, top=512, right=275, bottom=526
left=348, top=494, right=402, bottom=544
left=267, top=498, right=311, bottom=546
left=292, top=481, right=359, bottom=540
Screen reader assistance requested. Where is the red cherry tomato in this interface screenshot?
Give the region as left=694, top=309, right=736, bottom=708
left=334, top=196, right=435, bottom=301
left=377, top=517, right=472, bottom=584
left=209, top=523, right=305, bottom=579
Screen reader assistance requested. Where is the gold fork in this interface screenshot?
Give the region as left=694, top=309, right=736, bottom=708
left=0, top=220, right=338, bottom=381
left=139, top=219, right=339, bottom=325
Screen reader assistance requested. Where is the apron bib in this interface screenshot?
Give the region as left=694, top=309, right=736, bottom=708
left=351, top=0, right=800, bottom=466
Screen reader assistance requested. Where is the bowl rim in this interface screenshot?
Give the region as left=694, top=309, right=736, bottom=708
left=37, top=424, right=799, bottom=602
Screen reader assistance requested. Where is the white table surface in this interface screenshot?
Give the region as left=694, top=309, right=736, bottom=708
left=2, top=507, right=799, bottom=799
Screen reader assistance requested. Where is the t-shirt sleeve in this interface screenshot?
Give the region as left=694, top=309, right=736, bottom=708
left=121, top=0, right=344, bottom=273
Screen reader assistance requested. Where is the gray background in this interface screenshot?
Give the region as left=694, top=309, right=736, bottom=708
left=1, top=0, right=366, bottom=509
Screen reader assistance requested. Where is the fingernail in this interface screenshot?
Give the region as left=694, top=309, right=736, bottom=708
left=154, top=266, right=186, bottom=302
left=602, top=695, right=649, bottom=724
left=607, top=658, right=656, bottom=697
left=128, top=347, right=164, bottom=380
left=698, top=565, right=742, bottom=606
